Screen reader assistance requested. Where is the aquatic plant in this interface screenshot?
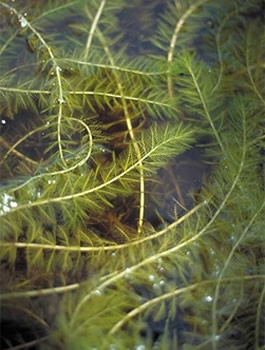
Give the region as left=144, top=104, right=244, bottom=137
left=0, top=0, right=264, bottom=349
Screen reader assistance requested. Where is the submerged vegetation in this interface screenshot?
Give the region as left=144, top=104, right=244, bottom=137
left=0, top=0, right=264, bottom=349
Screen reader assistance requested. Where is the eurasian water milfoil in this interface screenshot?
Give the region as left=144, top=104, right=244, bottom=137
left=0, top=0, right=264, bottom=349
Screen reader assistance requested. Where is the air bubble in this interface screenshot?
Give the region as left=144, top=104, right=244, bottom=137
left=152, top=283, right=159, bottom=290
left=124, top=267, right=131, bottom=279
left=47, top=179, right=56, bottom=185
left=0, top=193, right=16, bottom=215
left=204, top=295, right=213, bottom=303
left=206, top=19, right=214, bottom=28
left=92, top=289, right=102, bottom=296
left=2, top=193, right=13, bottom=206
left=1, top=119, right=7, bottom=124
left=148, top=274, right=156, bottom=282
left=19, top=15, right=28, bottom=28
left=135, top=345, right=146, bottom=350
left=213, top=335, right=221, bottom=341
left=209, top=248, right=216, bottom=255
left=157, top=265, right=165, bottom=272
left=212, top=267, right=221, bottom=277
left=229, top=234, right=236, bottom=243
left=10, top=201, right=18, bottom=208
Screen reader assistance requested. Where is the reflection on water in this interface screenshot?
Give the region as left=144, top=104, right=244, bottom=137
left=0, top=142, right=112, bottom=215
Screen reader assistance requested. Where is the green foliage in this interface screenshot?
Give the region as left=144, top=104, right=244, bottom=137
left=0, top=0, right=264, bottom=349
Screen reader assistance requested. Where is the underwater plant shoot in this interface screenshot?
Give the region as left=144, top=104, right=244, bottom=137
left=0, top=0, right=264, bottom=349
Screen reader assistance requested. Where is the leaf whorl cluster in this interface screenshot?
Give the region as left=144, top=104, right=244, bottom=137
left=0, top=0, right=264, bottom=349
